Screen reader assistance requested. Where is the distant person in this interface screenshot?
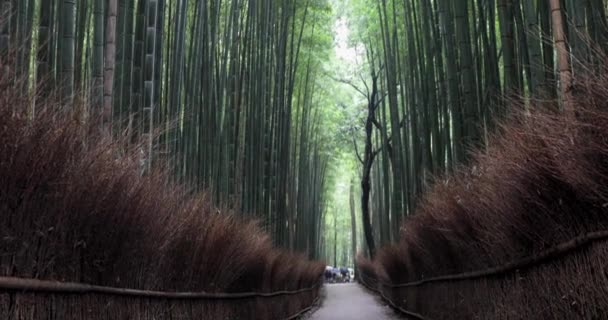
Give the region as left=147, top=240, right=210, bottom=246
left=324, top=268, right=333, bottom=282
left=340, top=267, right=349, bottom=282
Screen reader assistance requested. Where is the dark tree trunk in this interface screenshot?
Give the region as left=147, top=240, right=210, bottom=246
left=359, top=66, right=381, bottom=259
left=349, top=179, right=358, bottom=270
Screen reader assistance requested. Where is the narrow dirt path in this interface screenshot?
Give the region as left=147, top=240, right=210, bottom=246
left=308, top=283, right=402, bottom=320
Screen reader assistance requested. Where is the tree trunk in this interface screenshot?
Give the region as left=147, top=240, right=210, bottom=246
left=498, top=0, right=518, bottom=93
left=349, top=179, right=358, bottom=270
left=523, top=0, right=544, bottom=96
left=60, top=0, right=76, bottom=105
left=91, top=0, right=104, bottom=112
left=550, top=0, right=573, bottom=111
left=144, top=0, right=159, bottom=169
left=360, top=68, right=381, bottom=259
left=104, top=0, right=118, bottom=129
left=0, top=1, right=9, bottom=53
left=333, top=212, right=338, bottom=267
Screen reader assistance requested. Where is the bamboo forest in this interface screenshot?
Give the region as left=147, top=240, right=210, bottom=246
left=1, top=0, right=608, bottom=319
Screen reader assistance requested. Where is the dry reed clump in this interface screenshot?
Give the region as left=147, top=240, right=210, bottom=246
left=0, top=79, right=323, bottom=318
left=358, top=69, right=608, bottom=319
left=355, top=254, right=378, bottom=283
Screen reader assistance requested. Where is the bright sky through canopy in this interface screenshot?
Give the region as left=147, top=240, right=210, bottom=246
left=334, top=17, right=360, bottom=64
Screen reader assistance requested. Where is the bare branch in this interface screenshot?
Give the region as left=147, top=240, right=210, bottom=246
left=352, top=133, right=364, bottom=164
left=359, top=73, right=370, bottom=97
left=327, top=75, right=369, bottom=98
left=371, top=148, right=381, bottom=159
left=359, top=118, right=367, bottom=128
left=371, top=118, right=383, bottom=131
left=349, top=125, right=364, bottom=164
left=373, top=92, right=388, bottom=110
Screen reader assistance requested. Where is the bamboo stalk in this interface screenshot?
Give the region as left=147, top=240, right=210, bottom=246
left=550, top=0, right=573, bottom=111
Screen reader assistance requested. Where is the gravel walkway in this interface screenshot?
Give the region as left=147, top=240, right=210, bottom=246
left=308, top=283, right=402, bottom=320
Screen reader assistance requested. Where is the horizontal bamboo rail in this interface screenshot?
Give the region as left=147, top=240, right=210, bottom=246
left=383, top=229, right=608, bottom=288
left=285, top=295, right=320, bottom=320
left=358, top=274, right=427, bottom=320
left=0, top=276, right=320, bottom=300
left=358, top=229, right=608, bottom=319
left=0, top=277, right=322, bottom=320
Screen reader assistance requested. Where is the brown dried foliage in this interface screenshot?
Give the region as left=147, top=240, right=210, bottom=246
left=358, top=70, right=608, bottom=319
left=0, top=77, right=323, bottom=319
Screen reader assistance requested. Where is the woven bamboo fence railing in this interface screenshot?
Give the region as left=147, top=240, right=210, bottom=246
left=0, top=276, right=322, bottom=320
left=358, top=230, right=608, bottom=319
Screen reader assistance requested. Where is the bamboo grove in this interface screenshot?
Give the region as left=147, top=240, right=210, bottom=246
left=0, top=0, right=335, bottom=258
left=343, top=0, right=608, bottom=257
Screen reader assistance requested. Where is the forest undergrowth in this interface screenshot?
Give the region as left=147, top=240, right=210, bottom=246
left=357, top=64, right=608, bottom=319
left=0, top=70, right=324, bottom=319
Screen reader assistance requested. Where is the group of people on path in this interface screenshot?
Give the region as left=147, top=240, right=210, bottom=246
left=324, top=266, right=353, bottom=283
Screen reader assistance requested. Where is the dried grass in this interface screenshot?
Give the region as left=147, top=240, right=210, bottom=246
left=0, top=73, right=323, bottom=318
left=358, top=67, right=608, bottom=319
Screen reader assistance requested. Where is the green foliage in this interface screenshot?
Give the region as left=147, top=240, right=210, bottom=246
left=5, top=0, right=606, bottom=266
left=330, top=0, right=608, bottom=258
